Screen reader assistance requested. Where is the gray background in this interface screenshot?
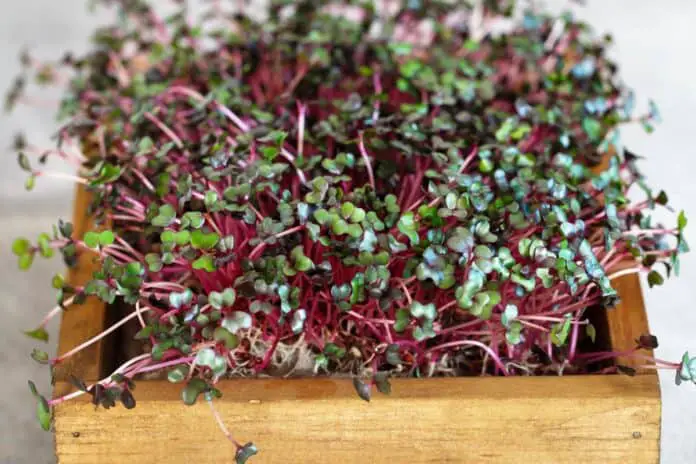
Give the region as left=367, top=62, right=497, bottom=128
left=0, top=1, right=693, bottom=462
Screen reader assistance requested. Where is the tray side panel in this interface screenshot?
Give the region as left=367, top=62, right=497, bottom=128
left=54, top=375, right=659, bottom=464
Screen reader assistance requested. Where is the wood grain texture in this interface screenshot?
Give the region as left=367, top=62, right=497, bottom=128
left=54, top=185, right=661, bottom=463
left=607, top=274, right=654, bottom=369
left=54, top=185, right=108, bottom=383
left=54, top=375, right=659, bottom=464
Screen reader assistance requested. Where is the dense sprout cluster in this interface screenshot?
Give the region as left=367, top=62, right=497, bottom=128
left=10, top=0, right=690, bottom=460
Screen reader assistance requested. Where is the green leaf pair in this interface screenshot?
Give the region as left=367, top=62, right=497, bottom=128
left=151, top=204, right=176, bottom=227
left=397, top=212, right=419, bottom=245
left=161, top=229, right=191, bottom=246
left=195, top=347, right=227, bottom=377
left=394, top=302, right=437, bottom=341
left=192, top=255, right=216, bottom=272
left=83, top=230, right=115, bottom=248
left=676, top=352, right=696, bottom=385
left=550, top=314, right=573, bottom=347
left=208, top=288, right=236, bottom=310
left=90, top=163, right=122, bottom=186
left=12, top=237, right=35, bottom=270
left=221, top=311, right=252, bottom=334
left=290, top=246, right=314, bottom=272
left=469, top=290, right=501, bottom=320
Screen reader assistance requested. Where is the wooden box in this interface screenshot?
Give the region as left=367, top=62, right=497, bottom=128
left=52, top=186, right=661, bottom=463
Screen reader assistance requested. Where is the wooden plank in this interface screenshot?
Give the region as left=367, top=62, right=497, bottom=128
left=54, top=185, right=108, bottom=383
left=54, top=375, right=659, bottom=464
left=607, top=274, right=654, bottom=369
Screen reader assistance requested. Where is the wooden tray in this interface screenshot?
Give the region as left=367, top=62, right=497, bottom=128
left=52, top=185, right=660, bottom=463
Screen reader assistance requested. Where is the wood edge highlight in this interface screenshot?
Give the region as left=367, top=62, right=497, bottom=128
left=54, top=372, right=660, bottom=403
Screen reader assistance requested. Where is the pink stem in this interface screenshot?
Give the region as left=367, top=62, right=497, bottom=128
left=52, top=308, right=151, bottom=363
left=347, top=310, right=395, bottom=325
left=358, top=132, right=376, bottom=190
left=297, top=102, right=306, bottom=156
left=145, top=112, right=184, bottom=149
left=130, top=167, right=156, bottom=192
left=427, top=340, right=508, bottom=375
left=131, top=356, right=195, bottom=376
left=208, top=398, right=243, bottom=449
left=35, top=171, right=87, bottom=184
left=39, top=295, right=75, bottom=328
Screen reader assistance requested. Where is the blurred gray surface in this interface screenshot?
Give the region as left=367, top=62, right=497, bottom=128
left=0, top=1, right=693, bottom=463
